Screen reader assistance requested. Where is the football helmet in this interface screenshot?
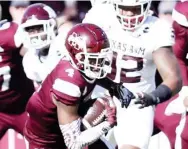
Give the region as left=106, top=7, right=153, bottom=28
left=21, top=3, right=57, bottom=49
left=112, top=0, right=152, bottom=30
left=65, top=23, right=113, bottom=79
left=172, top=1, right=188, bottom=27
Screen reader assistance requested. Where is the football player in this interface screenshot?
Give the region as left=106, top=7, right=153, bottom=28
left=23, top=23, right=117, bottom=149
left=0, top=3, right=34, bottom=140
left=83, top=0, right=182, bottom=149
left=21, top=3, right=59, bottom=85
left=155, top=1, right=188, bottom=149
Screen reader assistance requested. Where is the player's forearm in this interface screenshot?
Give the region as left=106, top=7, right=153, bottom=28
left=161, top=72, right=182, bottom=96
left=153, top=47, right=182, bottom=98
left=59, top=118, right=111, bottom=149
left=158, top=65, right=182, bottom=96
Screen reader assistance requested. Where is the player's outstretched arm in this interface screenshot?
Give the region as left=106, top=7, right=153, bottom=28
left=97, top=78, right=135, bottom=108
left=135, top=46, right=182, bottom=108
left=52, top=93, right=116, bottom=149
left=153, top=46, right=182, bottom=96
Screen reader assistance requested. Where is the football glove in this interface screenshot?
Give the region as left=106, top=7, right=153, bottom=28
left=109, top=82, right=135, bottom=108
left=134, top=92, right=160, bottom=109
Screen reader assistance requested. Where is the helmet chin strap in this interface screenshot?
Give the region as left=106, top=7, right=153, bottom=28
left=37, top=47, right=49, bottom=63
left=80, top=71, right=96, bottom=83
left=38, top=47, right=49, bottom=56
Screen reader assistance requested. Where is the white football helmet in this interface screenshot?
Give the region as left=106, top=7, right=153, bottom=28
left=90, top=0, right=111, bottom=6
left=21, top=3, right=57, bottom=50
left=112, top=0, right=152, bottom=30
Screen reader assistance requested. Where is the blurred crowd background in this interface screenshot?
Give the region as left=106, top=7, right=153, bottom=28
left=0, top=0, right=178, bottom=25
left=1, top=1, right=91, bottom=23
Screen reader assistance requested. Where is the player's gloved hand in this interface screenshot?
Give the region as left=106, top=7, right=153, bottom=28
left=109, top=82, right=135, bottom=108
left=103, top=95, right=117, bottom=127
left=134, top=92, right=160, bottom=109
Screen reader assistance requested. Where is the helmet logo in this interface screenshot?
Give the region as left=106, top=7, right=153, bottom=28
left=68, top=32, right=86, bottom=51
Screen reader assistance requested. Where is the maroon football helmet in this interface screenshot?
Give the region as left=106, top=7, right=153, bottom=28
left=172, top=1, right=188, bottom=27
left=65, top=23, right=113, bottom=79
left=21, top=3, right=57, bottom=49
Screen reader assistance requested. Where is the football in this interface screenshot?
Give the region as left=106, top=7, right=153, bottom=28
left=83, top=98, right=106, bottom=128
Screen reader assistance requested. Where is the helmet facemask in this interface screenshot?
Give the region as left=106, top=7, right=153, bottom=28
left=75, top=48, right=113, bottom=79
left=113, top=0, right=152, bottom=30
left=21, top=18, right=57, bottom=50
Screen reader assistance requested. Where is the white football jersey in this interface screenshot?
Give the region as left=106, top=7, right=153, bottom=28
left=45, top=32, right=70, bottom=73
left=83, top=4, right=174, bottom=93
left=22, top=49, right=49, bottom=83
left=23, top=32, right=70, bottom=83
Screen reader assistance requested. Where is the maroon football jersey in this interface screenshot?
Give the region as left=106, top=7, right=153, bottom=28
left=173, top=21, right=188, bottom=86
left=0, top=21, right=34, bottom=113
left=24, top=59, right=96, bottom=148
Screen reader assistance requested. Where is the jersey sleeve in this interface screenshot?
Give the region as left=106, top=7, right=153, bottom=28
left=50, top=62, right=84, bottom=105
left=22, top=50, right=48, bottom=83
left=82, top=4, right=111, bottom=31
left=14, top=26, right=24, bottom=48
left=82, top=5, right=101, bottom=24
left=22, top=51, right=41, bottom=82
left=0, top=21, right=22, bottom=50
left=51, top=78, right=82, bottom=105
left=45, top=33, right=70, bottom=74
left=153, top=20, right=175, bottom=51
left=177, top=58, right=188, bottom=86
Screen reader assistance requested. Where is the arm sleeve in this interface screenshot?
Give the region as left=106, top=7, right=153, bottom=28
left=0, top=21, right=22, bottom=50
left=59, top=118, right=111, bottom=149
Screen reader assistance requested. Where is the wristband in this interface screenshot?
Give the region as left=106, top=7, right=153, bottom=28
left=151, top=84, right=172, bottom=104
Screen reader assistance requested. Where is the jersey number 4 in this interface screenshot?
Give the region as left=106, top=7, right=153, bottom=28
left=65, top=68, right=74, bottom=77
left=0, top=47, right=11, bottom=91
